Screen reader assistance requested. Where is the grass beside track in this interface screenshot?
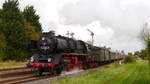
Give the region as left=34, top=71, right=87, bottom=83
left=52, top=60, right=149, bottom=84
left=0, top=61, right=27, bottom=69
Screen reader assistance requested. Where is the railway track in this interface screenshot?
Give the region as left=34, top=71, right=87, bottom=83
left=0, top=67, right=28, bottom=72
left=0, top=67, right=32, bottom=78
left=0, top=71, right=33, bottom=78
left=0, top=66, right=55, bottom=84
left=0, top=67, right=35, bottom=84
left=0, top=75, right=52, bottom=84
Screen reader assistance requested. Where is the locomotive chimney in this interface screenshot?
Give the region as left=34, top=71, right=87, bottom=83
left=49, top=31, right=55, bottom=36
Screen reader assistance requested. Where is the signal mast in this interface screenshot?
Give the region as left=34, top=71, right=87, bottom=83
left=87, top=28, right=94, bottom=46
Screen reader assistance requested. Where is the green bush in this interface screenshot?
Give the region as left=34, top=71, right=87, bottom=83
left=124, top=56, right=136, bottom=63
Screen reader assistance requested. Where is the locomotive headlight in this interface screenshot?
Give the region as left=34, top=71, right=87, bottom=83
left=41, top=46, right=49, bottom=50
left=42, top=37, right=45, bottom=40
left=48, top=58, right=51, bottom=62
left=31, top=56, right=34, bottom=62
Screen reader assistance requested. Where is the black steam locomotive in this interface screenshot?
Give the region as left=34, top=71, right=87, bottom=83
left=30, top=31, right=124, bottom=75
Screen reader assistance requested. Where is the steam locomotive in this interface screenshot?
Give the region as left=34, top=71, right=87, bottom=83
left=29, top=31, right=124, bottom=75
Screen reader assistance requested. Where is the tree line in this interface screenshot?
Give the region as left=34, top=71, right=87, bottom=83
left=0, top=0, right=42, bottom=61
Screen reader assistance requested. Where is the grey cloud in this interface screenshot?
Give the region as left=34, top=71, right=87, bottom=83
left=58, top=0, right=150, bottom=52
left=59, top=0, right=150, bottom=38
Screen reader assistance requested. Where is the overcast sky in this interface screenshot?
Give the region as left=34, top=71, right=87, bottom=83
left=1, top=0, right=150, bottom=53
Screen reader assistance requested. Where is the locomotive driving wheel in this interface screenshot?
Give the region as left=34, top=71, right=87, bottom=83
left=83, top=64, right=88, bottom=70
left=36, top=67, right=43, bottom=76
left=52, top=65, right=62, bottom=76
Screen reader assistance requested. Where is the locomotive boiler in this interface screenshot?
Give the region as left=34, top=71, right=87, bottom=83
left=31, top=31, right=88, bottom=62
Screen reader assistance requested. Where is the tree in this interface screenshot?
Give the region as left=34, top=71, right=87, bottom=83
left=1, top=0, right=28, bottom=60
left=147, top=40, right=150, bottom=70
left=0, top=33, right=6, bottom=62
left=140, top=49, right=147, bottom=59
left=0, top=9, right=6, bottom=61
left=0, top=0, right=43, bottom=61
left=23, top=6, right=42, bottom=59
left=25, top=23, right=40, bottom=40
left=139, top=22, right=150, bottom=61
left=140, top=22, right=150, bottom=73
left=134, top=50, right=147, bottom=59
left=128, top=52, right=133, bottom=56
left=140, top=22, right=150, bottom=45
left=23, top=6, right=42, bottom=34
